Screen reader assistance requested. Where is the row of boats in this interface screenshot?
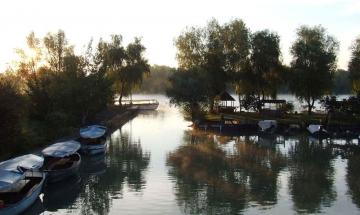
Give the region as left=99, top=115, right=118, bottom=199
left=258, top=120, right=332, bottom=136
left=0, top=124, right=108, bottom=215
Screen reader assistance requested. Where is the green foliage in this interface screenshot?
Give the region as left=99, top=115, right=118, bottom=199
left=175, top=19, right=250, bottom=110
left=333, top=69, right=351, bottom=94
left=166, top=67, right=208, bottom=121
left=279, top=102, right=294, bottom=114
left=0, top=72, right=28, bottom=156
left=349, top=36, right=360, bottom=94
left=289, top=25, right=339, bottom=114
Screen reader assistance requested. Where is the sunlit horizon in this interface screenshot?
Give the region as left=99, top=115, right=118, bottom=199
left=0, top=0, right=359, bottom=71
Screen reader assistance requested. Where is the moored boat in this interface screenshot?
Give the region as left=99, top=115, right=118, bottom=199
left=41, top=140, right=81, bottom=183
left=0, top=157, right=45, bottom=215
left=79, top=125, right=108, bottom=155
left=0, top=154, right=44, bottom=172
left=258, top=120, right=277, bottom=133
left=307, top=124, right=329, bottom=137
left=80, top=125, right=107, bottom=139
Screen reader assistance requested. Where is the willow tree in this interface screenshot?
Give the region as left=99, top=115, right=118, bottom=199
left=349, top=36, right=360, bottom=95
left=105, top=35, right=149, bottom=105
left=290, top=25, right=338, bottom=115
left=249, top=30, right=283, bottom=100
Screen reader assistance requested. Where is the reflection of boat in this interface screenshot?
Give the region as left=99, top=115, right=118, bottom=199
left=121, top=99, right=159, bottom=110
left=81, top=154, right=106, bottom=175
left=42, top=141, right=81, bottom=183
left=43, top=175, right=81, bottom=211
left=80, top=125, right=107, bottom=155
left=307, top=124, right=328, bottom=137
left=0, top=169, right=45, bottom=215
left=258, top=120, right=277, bottom=133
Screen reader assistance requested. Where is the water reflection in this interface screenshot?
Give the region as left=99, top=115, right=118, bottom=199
left=167, top=131, right=286, bottom=214
left=347, top=153, right=360, bottom=208
left=288, top=137, right=336, bottom=213
left=40, top=129, right=150, bottom=215
left=77, top=129, right=151, bottom=215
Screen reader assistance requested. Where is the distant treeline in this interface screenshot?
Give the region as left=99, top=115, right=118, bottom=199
left=165, top=18, right=360, bottom=119
left=137, top=66, right=353, bottom=95
left=135, top=65, right=175, bottom=94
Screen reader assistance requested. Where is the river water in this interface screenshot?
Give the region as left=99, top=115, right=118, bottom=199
left=26, top=95, right=360, bottom=215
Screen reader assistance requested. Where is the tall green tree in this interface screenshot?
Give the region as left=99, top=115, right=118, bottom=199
left=175, top=19, right=250, bottom=111
left=166, top=67, right=208, bottom=121
left=250, top=30, right=283, bottom=100
left=43, top=30, right=74, bottom=73
left=290, top=25, right=338, bottom=114
left=349, top=36, right=360, bottom=95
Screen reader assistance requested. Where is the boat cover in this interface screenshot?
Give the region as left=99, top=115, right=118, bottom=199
left=0, top=154, right=44, bottom=172
left=0, top=170, right=24, bottom=192
left=80, top=125, right=107, bottom=139
left=42, top=140, right=81, bottom=158
left=307, top=124, right=327, bottom=134
left=258, top=120, right=277, bottom=131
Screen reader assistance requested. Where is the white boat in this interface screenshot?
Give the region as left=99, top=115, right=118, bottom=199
left=80, top=125, right=107, bottom=139
left=0, top=154, right=44, bottom=172
left=307, top=124, right=328, bottom=136
left=258, top=120, right=277, bottom=133
left=121, top=99, right=159, bottom=110
left=0, top=155, right=46, bottom=215
left=42, top=140, right=81, bottom=183
left=79, top=125, right=108, bottom=155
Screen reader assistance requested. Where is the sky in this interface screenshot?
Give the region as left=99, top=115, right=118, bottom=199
left=0, top=0, right=359, bottom=71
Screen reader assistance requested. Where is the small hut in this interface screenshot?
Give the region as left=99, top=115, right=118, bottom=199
left=214, top=91, right=236, bottom=113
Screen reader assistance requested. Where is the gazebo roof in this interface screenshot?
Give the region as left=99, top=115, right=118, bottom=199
left=215, top=91, right=235, bottom=101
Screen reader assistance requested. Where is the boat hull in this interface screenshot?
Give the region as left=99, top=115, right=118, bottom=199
left=81, top=142, right=107, bottom=155
left=46, top=153, right=81, bottom=183
left=0, top=173, right=45, bottom=215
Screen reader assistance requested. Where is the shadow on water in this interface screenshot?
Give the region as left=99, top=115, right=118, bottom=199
left=40, top=128, right=151, bottom=215
left=346, top=152, right=360, bottom=209
left=167, top=130, right=287, bottom=214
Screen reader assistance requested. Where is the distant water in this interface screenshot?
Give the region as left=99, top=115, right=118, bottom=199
left=25, top=94, right=360, bottom=215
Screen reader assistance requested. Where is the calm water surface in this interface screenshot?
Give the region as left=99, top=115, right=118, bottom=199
left=26, top=95, right=360, bottom=215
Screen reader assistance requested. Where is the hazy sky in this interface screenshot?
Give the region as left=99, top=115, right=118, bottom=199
left=0, top=0, right=359, bottom=71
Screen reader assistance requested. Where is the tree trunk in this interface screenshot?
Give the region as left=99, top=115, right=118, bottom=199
left=238, top=94, right=242, bottom=112
left=118, top=85, right=125, bottom=107
left=307, top=98, right=315, bottom=115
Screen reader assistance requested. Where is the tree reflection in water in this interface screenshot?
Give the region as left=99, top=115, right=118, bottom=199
left=288, top=137, right=336, bottom=213
left=347, top=152, right=360, bottom=208
left=167, top=131, right=286, bottom=214
left=77, top=129, right=151, bottom=215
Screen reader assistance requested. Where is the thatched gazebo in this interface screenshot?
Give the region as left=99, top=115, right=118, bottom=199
left=214, top=91, right=236, bottom=113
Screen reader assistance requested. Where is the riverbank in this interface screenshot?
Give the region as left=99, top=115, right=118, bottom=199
left=0, top=106, right=138, bottom=160
left=198, top=112, right=360, bottom=137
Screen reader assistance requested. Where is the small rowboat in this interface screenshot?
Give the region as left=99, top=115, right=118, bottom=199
left=80, top=125, right=107, bottom=139
left=0, top=154, right=45, bottom=215
left=258, top=120, right=277, bottom=133
left=42, top=140, right=81, bottom=183
left=79, top=125, right=108, bottom=155
left=307, top=124, right=329, bottom=137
